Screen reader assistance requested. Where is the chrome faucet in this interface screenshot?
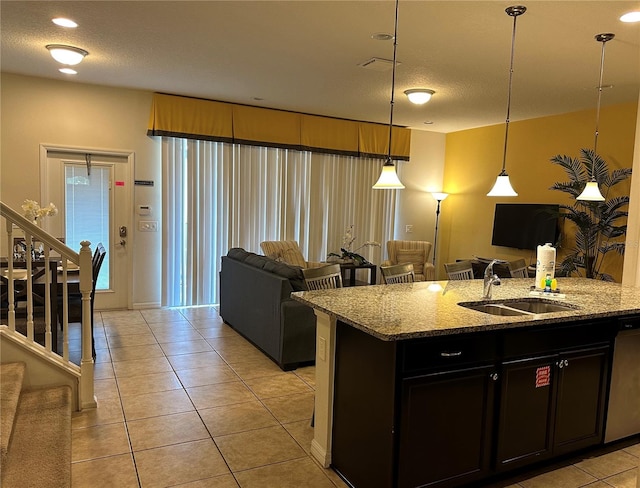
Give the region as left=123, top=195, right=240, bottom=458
left=483, top=259, right=501, bottom=299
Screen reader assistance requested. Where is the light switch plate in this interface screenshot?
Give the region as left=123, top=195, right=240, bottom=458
left=405, top=224, right=413, bottom=233
left=139, top=221, right=158, bottom=232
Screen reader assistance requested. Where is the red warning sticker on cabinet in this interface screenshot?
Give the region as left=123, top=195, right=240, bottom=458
left=115, top=181, right=125, bottom=186
left=535, top=365, right=551, bottom=388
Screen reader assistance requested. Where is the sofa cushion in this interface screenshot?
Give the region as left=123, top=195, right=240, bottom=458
left=245, top=253, right=272, bottom=269
left=397, top=249, right=425, bottom=276
left=227, top=248, right=251, bottom=262
left=263, top=260, right=306, bottom=291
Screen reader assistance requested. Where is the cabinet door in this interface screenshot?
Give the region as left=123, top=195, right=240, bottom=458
left=554, top=345, right=610, bottom=455
left=496, top=354, right=557, bottom=471
left=397, top=365, right=497, bottom=488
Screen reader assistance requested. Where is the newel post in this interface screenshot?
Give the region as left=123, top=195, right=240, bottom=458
left=78, top=241, right=96, bottom=409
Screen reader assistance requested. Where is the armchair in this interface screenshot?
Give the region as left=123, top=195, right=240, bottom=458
left=260, top=240, right=322, bottom=268
left=382, top=240, right=435, bottom=281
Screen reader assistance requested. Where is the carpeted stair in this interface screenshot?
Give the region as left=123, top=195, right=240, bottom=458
left=0, top=362, right=72, bottom=488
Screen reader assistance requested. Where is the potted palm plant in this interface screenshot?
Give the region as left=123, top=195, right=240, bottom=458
left=549, top=148, right=632, bottom=281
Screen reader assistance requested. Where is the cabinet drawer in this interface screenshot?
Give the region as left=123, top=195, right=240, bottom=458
left=401, top=332, right=498, bottom=375
left=503, top=319, right=614, bottom=359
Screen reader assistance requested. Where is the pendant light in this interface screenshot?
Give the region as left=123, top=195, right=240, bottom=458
left=487, top=5, right=526, bottom=197
left=373, top=0, right=405, bottom=190
left=576, top=33, right=614, bottom=202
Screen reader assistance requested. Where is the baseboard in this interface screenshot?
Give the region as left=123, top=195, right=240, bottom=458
left=131, top=302, right=162, bottom=309
left=310, top=439, right=331, bottom=468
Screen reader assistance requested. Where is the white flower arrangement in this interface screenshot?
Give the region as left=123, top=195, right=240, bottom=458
left=329, top=225, right=380, bottom=264
left=22, top=199, right=58, bottom=222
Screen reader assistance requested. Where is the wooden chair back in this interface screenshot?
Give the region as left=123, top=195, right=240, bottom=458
left=444, top=261, right=474, bottom=280
left=381, top=263, right=415, bottom=284
left=508, top=258, right=528, bottom=278
left=303, top=264, right=343, bottom=290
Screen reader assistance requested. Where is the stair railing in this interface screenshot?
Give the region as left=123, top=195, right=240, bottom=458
left=1, top=201, right=95, bottom=409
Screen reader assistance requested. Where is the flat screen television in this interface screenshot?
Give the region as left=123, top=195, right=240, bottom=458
left=491, top=203, right=560, bottom=250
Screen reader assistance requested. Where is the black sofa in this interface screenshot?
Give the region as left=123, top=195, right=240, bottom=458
left=219, top=248, right=316, bottom=370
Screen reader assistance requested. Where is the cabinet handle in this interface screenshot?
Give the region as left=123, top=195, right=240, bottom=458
left=440, top=351, right=462, bottom=357
left=490, top=373, right=499, bottom=381
left=563, top=359, right=569, bottom=368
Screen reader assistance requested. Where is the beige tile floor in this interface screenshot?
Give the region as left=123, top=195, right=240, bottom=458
left=68, top=307, right=639, bottom=488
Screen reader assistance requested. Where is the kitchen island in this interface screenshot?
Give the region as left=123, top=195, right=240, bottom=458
left=292, top=278, right=640, bottom=488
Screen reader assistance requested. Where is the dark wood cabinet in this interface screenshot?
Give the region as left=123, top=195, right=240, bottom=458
left=496, top=345, right=610, bottom=471
left=398, top=365, right=497, bottom=488
left=496, top=354, right=557, bottom=470
left=331, top=319, right=614, bottom=488
left=553, top=346, right=609, bottom=455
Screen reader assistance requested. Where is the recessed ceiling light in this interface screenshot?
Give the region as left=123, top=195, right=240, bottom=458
left=59, top=68, right=77, bottom=75
left=404, top=89, right=435, bottom=104
left=371, top=32, right=394, bottom=41
left=423, top=121, right=434, bottom=125
left=46, top=44, right=88, bottom=65
left=620, top=11, right=640, bottom=22
left=52, top=17, right=78, bottom=28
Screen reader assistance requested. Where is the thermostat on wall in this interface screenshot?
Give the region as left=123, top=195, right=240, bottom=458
left=137, top=205, right=152, bottom=216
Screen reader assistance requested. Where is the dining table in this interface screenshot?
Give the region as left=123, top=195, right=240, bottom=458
left=1, top=257, right=81, bottom=354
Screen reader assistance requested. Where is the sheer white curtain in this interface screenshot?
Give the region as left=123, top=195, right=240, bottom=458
left=162, top=137, right=397, bottom=306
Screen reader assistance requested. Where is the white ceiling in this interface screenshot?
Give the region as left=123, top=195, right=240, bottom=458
left=1, top=1, right=639, bottom=133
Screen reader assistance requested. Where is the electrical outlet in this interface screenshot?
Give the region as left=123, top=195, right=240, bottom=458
left=405, top=224, right=413, bottom=233
left=139, top=220, right=158, bottom=232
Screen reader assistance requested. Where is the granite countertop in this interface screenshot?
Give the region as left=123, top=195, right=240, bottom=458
left=291, top=278, right=640, bottom=341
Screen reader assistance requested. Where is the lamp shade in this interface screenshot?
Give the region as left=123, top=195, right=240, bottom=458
left=487, top=173, right=518, bottom=197
left=373, top=162, right=405, bottom=189
left=404, top=89, right=435, bottom=105
left=576, top=180, right=605, bottom=201
left=46, top=44, right=88, bottom=65
left=431, top=192, right=448, bottom=202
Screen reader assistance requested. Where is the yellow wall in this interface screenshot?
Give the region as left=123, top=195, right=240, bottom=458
left=440, top=102, right=638, bottom=282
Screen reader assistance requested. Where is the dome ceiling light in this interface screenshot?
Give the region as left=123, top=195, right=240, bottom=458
left=46, top=44, right=88, bottom=65
left=404, top=89, right=435, bottom=105
left=620, top=11, right=640, bottom=22
left=52, top=17, right=78, bottom=28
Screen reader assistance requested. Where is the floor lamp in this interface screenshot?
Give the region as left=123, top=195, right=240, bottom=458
left=431, top=192, right=448, bottom=267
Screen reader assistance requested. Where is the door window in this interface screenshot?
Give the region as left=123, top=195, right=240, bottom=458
left=64, top=164, right=110, bottom=290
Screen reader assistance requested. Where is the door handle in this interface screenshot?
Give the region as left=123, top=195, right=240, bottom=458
left=119, top=239, right=126, bottom=246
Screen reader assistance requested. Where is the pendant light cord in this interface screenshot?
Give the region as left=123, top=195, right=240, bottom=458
left=501, top=8, right=523, bottom=174
left=593, top=34, right=614, bottom=155
left=386, top=0, right=399, bottom=165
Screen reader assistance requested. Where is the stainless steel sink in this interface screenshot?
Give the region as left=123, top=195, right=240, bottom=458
left=459, top=298, right=579, bottom=316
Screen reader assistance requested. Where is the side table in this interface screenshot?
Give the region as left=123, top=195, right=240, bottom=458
left=338, top=262, right=377, bottom=286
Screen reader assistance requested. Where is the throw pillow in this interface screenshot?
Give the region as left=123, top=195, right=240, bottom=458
left=397, top=249, right=425, bottom=276
left=227, top=248, right=250, bottom=262
left=245, top=254, right=271, bottom=269
left=280, top=248, right=307, bottom=268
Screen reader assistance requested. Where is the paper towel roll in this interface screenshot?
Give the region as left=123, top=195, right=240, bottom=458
left=535, top=243, right=556, bottom=289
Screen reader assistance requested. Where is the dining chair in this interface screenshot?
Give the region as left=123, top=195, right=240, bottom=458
left=303, top=263, right=343, bottom=290
left=444, top=261, right=475, bottom=280
left=57, top=243, right=106, bottom=358
left=381, top=263, right=415, bottom=284
left=507, top=258, right=528, bottom=278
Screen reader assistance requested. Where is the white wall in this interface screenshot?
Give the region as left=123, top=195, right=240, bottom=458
left=395, top=129, right=447, bottom=276
left=1, top=73, right=163, bottom=308
left=622, top=93, right=640, bottom=287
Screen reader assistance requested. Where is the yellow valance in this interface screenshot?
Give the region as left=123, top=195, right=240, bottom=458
left=147, top=93, right=410, bottom=161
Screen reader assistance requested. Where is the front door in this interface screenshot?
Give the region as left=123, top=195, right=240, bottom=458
left=41, top=146, right=133, bottom=310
